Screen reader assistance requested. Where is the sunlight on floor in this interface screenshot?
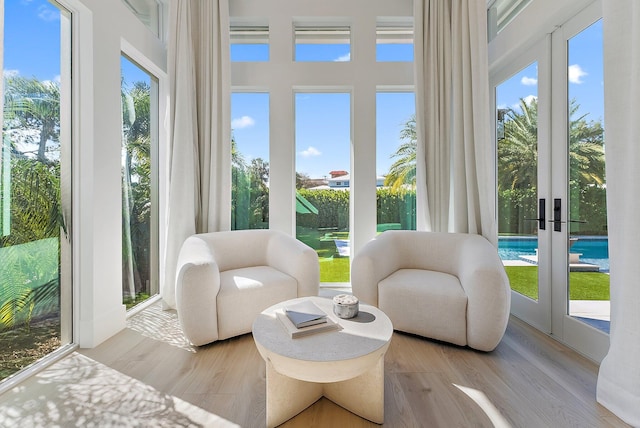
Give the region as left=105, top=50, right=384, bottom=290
left=0, top=353, right=238, bottom=427
left=127, top=301, right=196, bottom=353
left=453, top=383, right=512, bottom=428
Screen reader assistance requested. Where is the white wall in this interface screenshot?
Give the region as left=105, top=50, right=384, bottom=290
left=61, top=0, right=166, bottom=348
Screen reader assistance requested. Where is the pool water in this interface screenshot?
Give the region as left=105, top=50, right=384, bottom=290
left=498, top=236, right=609, bottom=272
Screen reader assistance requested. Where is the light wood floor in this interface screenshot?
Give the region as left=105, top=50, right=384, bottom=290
left=0, top=298, right=630, bottom=428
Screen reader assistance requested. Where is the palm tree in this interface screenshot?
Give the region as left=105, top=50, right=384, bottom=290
left=498, top=97, right=605, bottom=235
left=498, top=98, right=538, bottom=191
left=385, top=115, right=417, bottom=190
left=3, top=76, right=60, bottom=163
left=121, top=80, right=152, bottom=302
left=1, top=76, right=65, bottom=330
left=498, top=98, right=604, bottom=191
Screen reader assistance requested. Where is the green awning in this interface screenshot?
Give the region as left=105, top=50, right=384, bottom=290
left=295, top=192, right=318, bottom=214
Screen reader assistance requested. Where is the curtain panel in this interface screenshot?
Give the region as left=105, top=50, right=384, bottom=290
left=597, top=1, right=640, bottom=426
left=413, top=0, right=497, bottom=245
left=162, top=0, right=231, bottom=309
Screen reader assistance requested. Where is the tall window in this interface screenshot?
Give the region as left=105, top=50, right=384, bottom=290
left=295, top=93, right=351, bottom=282
left=231, top=92, right=270, bottom=229
left=230, top=0, right=413, bottom=286
left=1, top=0, right=72, bottom=381
left=376, top=92, right=416, bottom=232
left=121, top=55, right=159, bottom=309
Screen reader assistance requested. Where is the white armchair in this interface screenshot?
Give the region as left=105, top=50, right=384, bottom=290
left=175, top=229, right=319, bottom=346
left=351, top=231, right=510, bottom=352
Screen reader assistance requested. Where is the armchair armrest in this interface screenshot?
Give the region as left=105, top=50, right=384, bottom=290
left=457, top=236, right=511, bottom=351
left=266, top=231, right=319, bottom=297
left=351, top=233, right=402, bottom=307
left=175, top=236, right=222, bottom=346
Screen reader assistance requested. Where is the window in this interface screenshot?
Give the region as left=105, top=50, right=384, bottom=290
left=294, top=23, right=351, bottom=62
left=122, top=0, right=164, bottom=38
left=1, top=0, right=72, bottom=382
left=296, top=93, right=351, bottom=282
left=231, top=92, right=270, bottom=229
left=376, top=18, right=413, bottom=62
left=230, top=21, right=269, bottom=62
left=376, top=92, right=416, bottom=231
left=487, top=0, right=533, bottom=41
left=230, top=0, right=413, bottom=286
left=121, top=55, right=159, bottom=309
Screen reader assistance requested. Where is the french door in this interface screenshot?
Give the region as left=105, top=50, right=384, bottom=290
left=492, top=2, right=609, bottom=362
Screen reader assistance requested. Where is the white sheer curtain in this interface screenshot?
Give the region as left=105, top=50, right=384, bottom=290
left=597, top=1, right=640, bottom=426
left=162, top=0, right=231, bottom=309
left=413, top=0, right=497, bottom=245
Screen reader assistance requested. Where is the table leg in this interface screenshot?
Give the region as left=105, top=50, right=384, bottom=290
left=265, top=359, right=323, bottom=428
left=323, top=354, right=385, bottom=424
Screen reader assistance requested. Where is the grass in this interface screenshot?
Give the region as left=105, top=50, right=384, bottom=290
left=297, top=226, right=350, bottom=282
left=505, top=266, right=610, bottom=301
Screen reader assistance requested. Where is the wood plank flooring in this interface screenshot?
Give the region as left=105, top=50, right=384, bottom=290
left=0, top=298, right=630, bottom=428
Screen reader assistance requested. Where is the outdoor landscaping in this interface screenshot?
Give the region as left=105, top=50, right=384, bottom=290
left=505, top=266, right=610, bottom=301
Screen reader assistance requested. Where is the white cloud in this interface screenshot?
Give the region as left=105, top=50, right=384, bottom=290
left=299, top=146, right=321, bottom=157
left=3, top=69, right=20, bottom=78
left=568, top=64, right=587, bottom=84
left=521, top=76, right=537, bottom=86
left=231, top=115, right=255, bottom=129
left=334, top=53, right=351, bottom=62
left=511, top=95, right=537, bottom=111
left=38, top=4, right=60, bottom=22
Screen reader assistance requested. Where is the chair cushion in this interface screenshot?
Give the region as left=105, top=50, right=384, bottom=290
left=378, top=269, right=468, bottom=346
left=217, top=266, right=297, bottom=340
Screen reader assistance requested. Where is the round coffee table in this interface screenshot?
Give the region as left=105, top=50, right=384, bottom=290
left=252, top=296, right=393, bottom=427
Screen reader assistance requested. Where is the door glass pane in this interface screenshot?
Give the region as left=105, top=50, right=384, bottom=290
left=376, top=92, right=416, bottom=231
left=1, top=0, right=70, bottom=380
left=231, top=92, right=269, bottom=230
left=566, top=20, right=609, bottom=333
left=295, top=93, right=350, bottom=283
left=121, top=56, right=159, bottom=309
left=496, top=62, right=539, bottom=300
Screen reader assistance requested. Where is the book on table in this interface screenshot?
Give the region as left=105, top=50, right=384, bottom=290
left=284, top=300, right=328, bottom=328
left=276, top=310, right=340, bottom=339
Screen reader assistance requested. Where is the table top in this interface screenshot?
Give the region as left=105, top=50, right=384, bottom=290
left=252, top=296, right=393, bottom=363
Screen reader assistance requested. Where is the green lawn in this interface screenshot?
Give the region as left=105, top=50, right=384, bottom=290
left=296, top=226, right=350, bottom=282
left=505, top=266, right=610, bottom=300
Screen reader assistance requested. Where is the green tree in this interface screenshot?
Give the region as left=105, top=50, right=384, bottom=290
left=384, top=115, right=417, bottom=190
left=499, top=98, right=605, bottom=191
left=498, top=97, right=606, bottom=235
left=121, top=80, right=152, bottom=301
left=498, top=98, right=538, bottom=191
left=3, top=76, right=60, bottom=164
left=248, top=158, right=269, bottom=226
left=1, top=77, right=62, bottom=331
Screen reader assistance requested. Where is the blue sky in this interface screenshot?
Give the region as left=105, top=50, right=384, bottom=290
left=3, top=0, right=62, bottom=81
left=496, top=20, right=604, bottom=124
left=231, top=44, right=416, bottom=179
left=5, top=1, right=603, bottom=180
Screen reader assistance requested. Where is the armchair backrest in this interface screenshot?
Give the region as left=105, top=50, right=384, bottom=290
left=196, top=229, right=275, bottom=271
left=378, top=230, right=499, bottom=277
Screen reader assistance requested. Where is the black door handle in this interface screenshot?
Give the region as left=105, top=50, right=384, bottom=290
left=524, top=198, right=546, bottom=230
left=550, top=198, right=562, bottom=231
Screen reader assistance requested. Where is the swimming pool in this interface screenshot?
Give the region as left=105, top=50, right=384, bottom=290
left=498, top=236, right=609, bottom=272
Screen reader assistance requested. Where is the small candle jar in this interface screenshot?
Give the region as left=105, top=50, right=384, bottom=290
left=333, top=294, right=359, bottom=319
